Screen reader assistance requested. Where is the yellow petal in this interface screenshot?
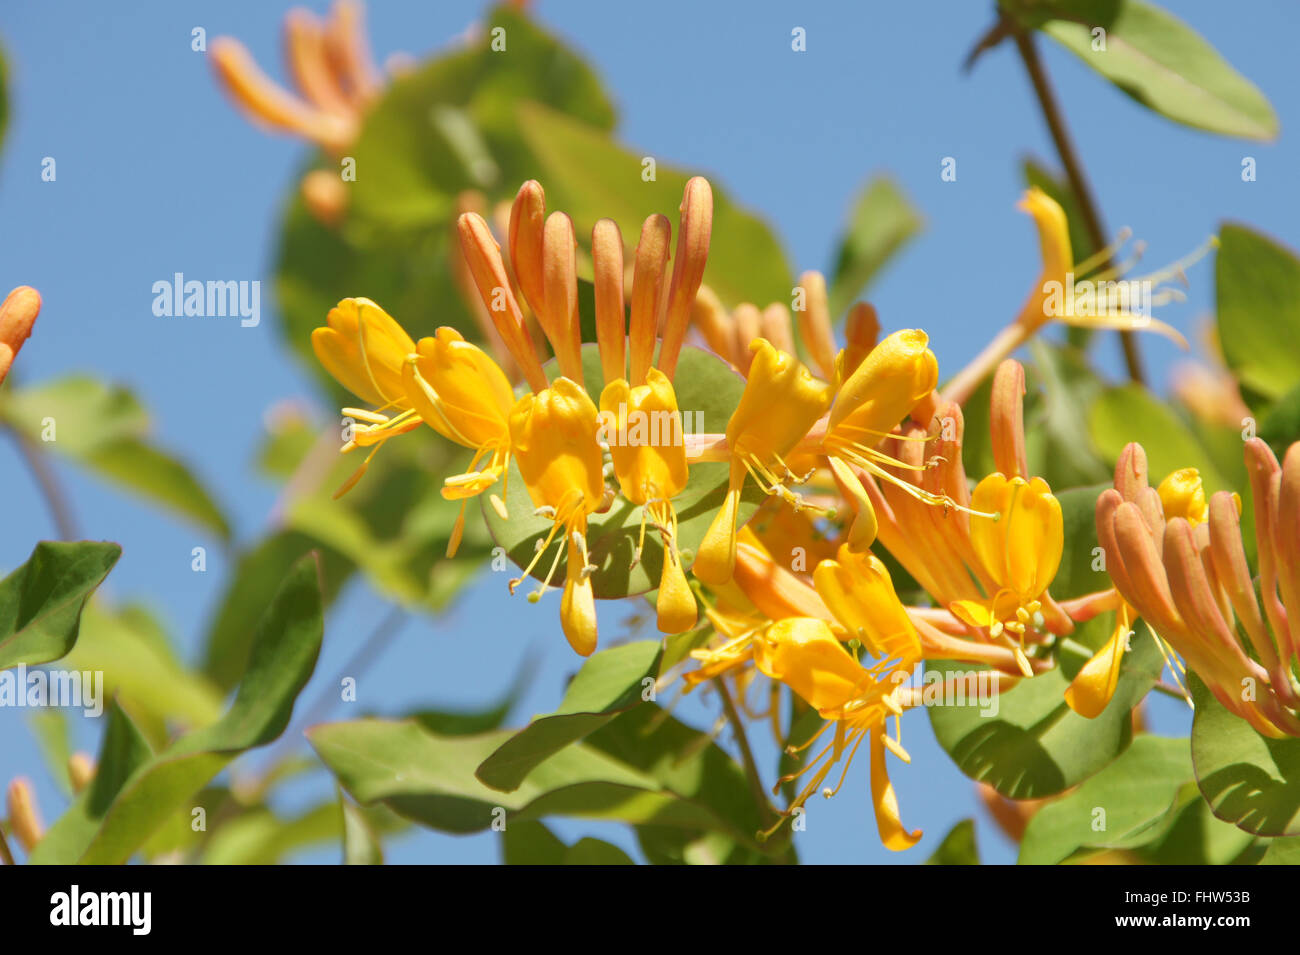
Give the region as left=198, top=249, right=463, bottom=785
left=1018, top=187, right=1072, bottom=289
left=509, top=377, right=605, bottom=520
left=752, top=618, right=864, bottom=714
left=828, top=328, right=937, bottom=435
left=1156, top=467, right=1209, bottom=525
left=1064, top=608, right=1130, bottom=718
left=599, top=369, right=689, bottom=505
left=692, top=458, right=745, bottom=586
left=870, top=726, right=921, bottom=851
left=404, top=327, right=515, bottom=449
left=311, top=297, right=414, bottom=408
left=656, top=551, right=698, bottom=635
left=562, top=529, right=598, bottom=657
left=949, top=599, right=993, bottom=630
left=813, top=549, right=920, bottom=665
left=726, top=339, right=831, bottom=461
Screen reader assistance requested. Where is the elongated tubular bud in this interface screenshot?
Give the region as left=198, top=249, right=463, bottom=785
left=761, top=303, right=796, bottom=356
left=209, top=37, right=354, bottom=153
left=508, top=180, right=548, bottom=320
left=731, top=304, right=762, bottom=375
left=795, top=270, right=836, bottom=381
left=1206, top=490, right=1282, bottom=679
left=592, top=218, right=626, bottom=385
left=325, top=0, right=383, bottom=105
left=990, top=359, right=1028, bottom=480
left=691, top=285, right=735, bottom=364
left=1273, top=443, right=1300, bottom=670
left=1245, top=438, right=1289, bottom=651
left=841, top=302, right=880, bottom=377
left=1112, top=502, right=1184, bottom=639
left=657, top=177, right=712, bottom=381
left=0, top=286, right=41, bottom=387
left=1114, top=442, right=1149, bottom=502
left=456, top=212, right=548, bottom=393
left=629, top=214, right=671, bottom=386
left=539, top=212, right=585, bottom=386
left=285, top=9, right=352, bottom=115
left=6, top=778, right=42, bottom=853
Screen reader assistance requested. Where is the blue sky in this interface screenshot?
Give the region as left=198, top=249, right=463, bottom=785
left=1, top=1, right=1296, bottom=864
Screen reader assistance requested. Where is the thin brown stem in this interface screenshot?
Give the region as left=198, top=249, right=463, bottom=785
left=1011, top=26, right=1145, bottom=384
left=714, top=677, right=775, bottom=827
left=8, top=428, right=78, bottom=540
left=0, top=825, right=15, bottom=866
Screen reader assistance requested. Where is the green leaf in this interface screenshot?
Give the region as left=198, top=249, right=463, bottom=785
left=928, top=623, right=1162, bottom=799
left=564, top=837, right=635, bottom=865
left=1024, top=341, right=1110, bottom=488
left=1259, top=835, right=1300, bottom=864
left=500, top=820, right=634, bottom=864
left=1215, top=224, right=1300, bottom=402
left=280, top=427, right=493, bottom=611
left=202, top=530, right=350, bottom=691
left=1136, top=796, right=1257, bottom=865
left=42, top=555, right=325, bottom=863
left=1018, top=735, right=1192, bottom=864
left=475, top=640, right=661, bottom=792
left=27, top=709, right=73, bottom=795
left=0, top=540, right=120, bottom=670
left=310, top=719, right=729, bottom=836
left=348, top=4, right=615, bottom=228
left=1259, top=383, right=1300, bottom=457
left=1087, top=384, right=1234, bottom=493
left=514, top=101, right=793, bottom=309
left=201, top=802, right=341, bottom=865
left=29, top=701, right=154, bottom=865
left=1050, top=484, right=1110, bottom=600
left=0, top=377, right=229, bottom=538
left=585, top=703, right=768, bottom=845
left=66, top=603, right=224, bottom=731
left=1190, top=674, right=1300, bottom=837
left=501, top=819, right=567, bottom=865
left=1007, top=0, right=1278, bottom=141
left=925, top=818, right=980, bottom=865
left=827, top=176, right=922, bottom=319
left=484, top=344, right=762, bottom=598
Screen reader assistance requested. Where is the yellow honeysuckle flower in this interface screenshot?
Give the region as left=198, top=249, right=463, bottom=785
left=311, top=297, right=423, bottom=497
left=752, top=618, right=920, bottom=851
left=693, top=339, right=832, bottom=586
left=949, top=473, right=1063, bottom=676
left=1016, top=186, right=1214, bottom=344
left=813, top=546, right=922, bottom=667
left=600, top=369, right=696, bottom=635
left=508, top=377, right=607, bottom=657
left=402, top=326, right=517, bottom=557
left=821, top=329, right=949, bottom=552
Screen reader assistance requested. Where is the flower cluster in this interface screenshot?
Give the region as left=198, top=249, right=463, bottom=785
left=309, top=177, right=1267, bottom=850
